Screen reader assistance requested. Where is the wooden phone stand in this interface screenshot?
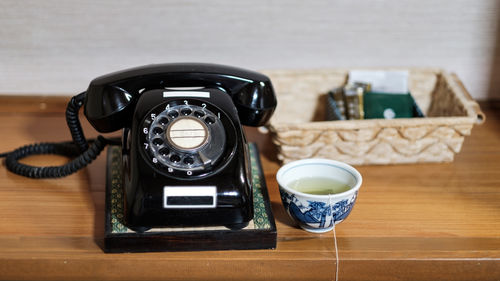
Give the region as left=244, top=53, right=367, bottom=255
left=103, top=144, right=277, bottom=253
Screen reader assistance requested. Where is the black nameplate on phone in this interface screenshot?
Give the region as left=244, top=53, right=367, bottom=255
left=103, top=144, right=277, bottom=253
left=166, top=196, right=213, bottom=206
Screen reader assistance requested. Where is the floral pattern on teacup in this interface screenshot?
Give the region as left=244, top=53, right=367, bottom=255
left=280, top=190, right=358, bottom=228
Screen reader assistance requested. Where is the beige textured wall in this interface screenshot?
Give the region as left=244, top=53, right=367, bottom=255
left=1, top=0, right=499, bottom=100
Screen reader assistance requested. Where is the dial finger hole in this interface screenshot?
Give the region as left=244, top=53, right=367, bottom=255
left=158, top=117, right=169, bottom=125
left=183, top=156, right=194, bottom=165
left=159, top=147, right=170, bottom=156
left=168, top=111, right=179, bottom=118
left=152, top=138, right=164, bottom=146
left=181, top=108, right=192, bottom=116
left=194, top=110, right=205, bottom=118
left=152, top=127, right=163, bottom=134
left=204, top=116, right=215, bottom=125
left=170, top=154, right=181, bottom=163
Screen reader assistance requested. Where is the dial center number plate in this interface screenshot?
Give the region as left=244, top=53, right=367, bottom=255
left=167, top=117, right=208, bottom=149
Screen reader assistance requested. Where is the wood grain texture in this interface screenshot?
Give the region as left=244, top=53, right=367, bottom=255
left=0, top=96, right=499, bottom=280
left=1, top=0, right=500, bottom=100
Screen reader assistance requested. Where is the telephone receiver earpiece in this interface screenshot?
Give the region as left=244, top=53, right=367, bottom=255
left=84, top=63, right=277, bottom=133
left=84, top=85, right=134, bottom=133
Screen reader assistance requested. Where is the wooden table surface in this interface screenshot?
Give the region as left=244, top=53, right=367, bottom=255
left=0, top=96, right=499, bottom=281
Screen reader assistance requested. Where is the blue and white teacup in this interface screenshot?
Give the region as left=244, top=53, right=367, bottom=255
left=277, top=159, right=362, bottom=233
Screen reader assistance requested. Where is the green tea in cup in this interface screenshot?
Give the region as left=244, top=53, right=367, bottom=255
left=288, top=177, right=351, bottom=195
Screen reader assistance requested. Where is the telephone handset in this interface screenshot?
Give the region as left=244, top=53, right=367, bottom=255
left=2, top=63, right=277, bottom=230
left=84, top=63, right=276, bottom=132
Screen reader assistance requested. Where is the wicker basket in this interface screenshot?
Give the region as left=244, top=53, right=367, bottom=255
left=265, top=68, right=485, bottom=165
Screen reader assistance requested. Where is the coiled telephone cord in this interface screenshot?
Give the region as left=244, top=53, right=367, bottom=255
left=0, top=92, right=115, bottom=178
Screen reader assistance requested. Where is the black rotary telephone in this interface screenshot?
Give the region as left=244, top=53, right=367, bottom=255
left=2, top=63, right=277, bottom=230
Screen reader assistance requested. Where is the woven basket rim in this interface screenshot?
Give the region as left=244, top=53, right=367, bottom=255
left=261, top=66, right=444, bottom=74
left=265, top=67, right=485, bottom=129
left=269, top=116, right=476, bottom=131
